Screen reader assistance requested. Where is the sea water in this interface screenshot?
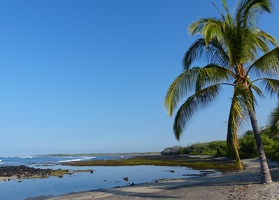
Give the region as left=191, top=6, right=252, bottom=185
left=0, top=155, right=217, bottom=200
left=0, top=154, right=127, bottom=167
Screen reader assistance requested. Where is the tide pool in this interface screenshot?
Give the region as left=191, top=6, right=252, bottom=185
left=0, top=165, right=214, bottom=200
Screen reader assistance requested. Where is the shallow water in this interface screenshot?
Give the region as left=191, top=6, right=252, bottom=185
left=0, top=155, right=218, bottom=200
left=0, top=165, right=209, bottom=200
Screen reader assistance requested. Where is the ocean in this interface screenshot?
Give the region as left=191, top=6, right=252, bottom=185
left=0, top=154, right=129, bottom=167
left=0, top=154, right=217, bottom=200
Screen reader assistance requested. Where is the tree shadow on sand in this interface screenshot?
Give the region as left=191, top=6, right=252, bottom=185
left=82, top=159, right=279, bottom=199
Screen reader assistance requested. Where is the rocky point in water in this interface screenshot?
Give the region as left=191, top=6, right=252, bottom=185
left=0, top=165, right=52, bottom=179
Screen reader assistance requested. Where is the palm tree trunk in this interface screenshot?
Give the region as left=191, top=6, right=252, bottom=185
left=248, top=107, right=272, bottom=184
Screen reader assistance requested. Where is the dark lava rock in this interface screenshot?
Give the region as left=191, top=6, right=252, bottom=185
left=0, top=165, right=52, bottom=178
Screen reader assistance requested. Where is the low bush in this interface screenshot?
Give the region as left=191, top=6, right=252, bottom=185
left=174, top=126, right=279, bottom=161
left=180, top=141, right=228, bottom=157
left=239, top=127, right=279, bottom=160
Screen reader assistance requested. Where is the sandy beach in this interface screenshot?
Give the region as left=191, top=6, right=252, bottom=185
left=49, top=158, right=279, bottom=200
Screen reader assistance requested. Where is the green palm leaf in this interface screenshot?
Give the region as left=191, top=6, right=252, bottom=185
left=183, top=38, right=230, bottom=70
left=249, top=82, right=265, bottom=100
left=247, top=47, right=279, bottom=78
left=267, top=105, right=279, bottom=132
left=235, top=0, right=272, bottom=29
left=227, top=84, right=254, bottom=164
left=165, top=67, right=201, bottom=116
left=195, top=64, right=232, bottom=91
left=258, top=78, right=279, bottom=97
left=173, top=85, right=221, bottom=140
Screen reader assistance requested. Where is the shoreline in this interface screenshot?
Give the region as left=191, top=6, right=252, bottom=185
left=61, top=154, right=238, bottom=172
left=48, top=158, right=279, bottom=200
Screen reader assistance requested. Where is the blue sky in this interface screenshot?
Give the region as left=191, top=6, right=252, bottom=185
left=0, top=0, right=278, bottom=156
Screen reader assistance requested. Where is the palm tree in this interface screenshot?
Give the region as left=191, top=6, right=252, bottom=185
left=165, top=0, right=279, bottom=184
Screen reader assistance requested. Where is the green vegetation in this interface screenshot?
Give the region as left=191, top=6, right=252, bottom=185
left=63, top=155, right=237, bottom=173
left=171, top=127, right=279, bottom=161
left=61, top=127, right=278, bottom=174
left=239, top=128, right=279, bottom=161
left=180, top=141, right=227, bottom=157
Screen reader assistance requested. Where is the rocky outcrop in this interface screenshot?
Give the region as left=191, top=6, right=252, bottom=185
left=161, top=147, right=171, bottom=155
left=0, top=165, right=52, bottom=179
left=161, top=146, right=182, bottom=155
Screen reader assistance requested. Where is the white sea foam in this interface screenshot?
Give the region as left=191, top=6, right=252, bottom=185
left=0, top=156, right=15, bottom=158
left=18, top=156, right=33, bottom=159
left=59, top=157, right=95, bottom=163
left=59, top=158, right=83, bottom=163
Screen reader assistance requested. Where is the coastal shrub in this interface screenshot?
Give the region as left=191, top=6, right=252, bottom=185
left=187, top=143, right=214, bottom=155
left=208, top=140, right=227, bottom=149
left=165, top=126, right=278, bottom=160
left=260, top=126, right=279, bottom=141
left=170, top=127, right=279, bottom=160
left=215, top=145, right=228, bottom=157
left=179, top=141, right=228, bottom=157
left=262, top=136, right=276, bottom=157
left=265, top=140, right=279, bottom=161
left=239, top=134, right=257, bottom=158
left=239, top=128, right=278, bottom=159
left=180, top=147, right=192, bottom=154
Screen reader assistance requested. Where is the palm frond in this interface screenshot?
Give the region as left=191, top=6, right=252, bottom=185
left=202, top=18, right=226, bottom=46
left=183, top=38, right=230, bottom=70
left=236, top=27, right=276, bottom=64
left=244, top=0, right=272, bottom=28
left=249, top=82, right=265, bottom=99
left=195, top=64, right=232, bottom=91
left=227, top=83, right=253, bottom=160
left=173, top=84, right=221, bottom=140
left=267, top=105, right=279, bottom=132
left=235, top=0, right=272, bottom=29
left=164, top=67, right=201, bottom=116
left=235, top=0, right=249, bottom=26
left=256, top=78, right=279, bottom=97
left=183, top=39, right=207, bottom=69
left=251, top=30, right=270, bottom=53
left=247, top=47, right=279, bottom=78
left=241, top=29, right=277, bottom=60
left=237, top=28, right=260, bottom=62
left=227, top=93, right=243, bottom=159
left=188, top=18, right=213, bottom=36
left=255, top=30, right=278, bottom=47
left=206, top=38, right=230, bottom=68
